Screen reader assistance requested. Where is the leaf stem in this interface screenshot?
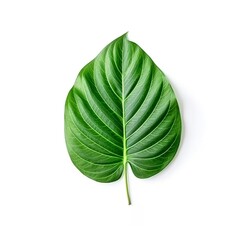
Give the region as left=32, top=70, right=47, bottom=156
left=124, top=162, right=131, bottom=205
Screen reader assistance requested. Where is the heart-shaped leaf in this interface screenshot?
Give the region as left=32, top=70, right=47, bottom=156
left=64, top=33, right=182, bottom=204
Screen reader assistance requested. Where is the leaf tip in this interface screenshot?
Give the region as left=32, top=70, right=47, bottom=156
left=121, top=32, right=129, bottom=39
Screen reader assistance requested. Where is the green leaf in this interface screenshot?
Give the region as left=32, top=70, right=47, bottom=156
left=64, top=33, right=182, bottom=204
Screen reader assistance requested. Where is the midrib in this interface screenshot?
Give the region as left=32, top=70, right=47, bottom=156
left=121, top=36, right=131, bottom=205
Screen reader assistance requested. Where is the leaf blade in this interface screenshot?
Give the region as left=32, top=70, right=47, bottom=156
left=64, top=33, right=182, bottom=202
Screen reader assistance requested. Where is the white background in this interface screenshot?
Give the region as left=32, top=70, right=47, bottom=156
left=0, top=0, right=240, bottom=239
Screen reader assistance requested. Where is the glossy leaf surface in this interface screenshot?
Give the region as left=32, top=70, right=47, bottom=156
left=64, top=34, right=182, bottom=204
